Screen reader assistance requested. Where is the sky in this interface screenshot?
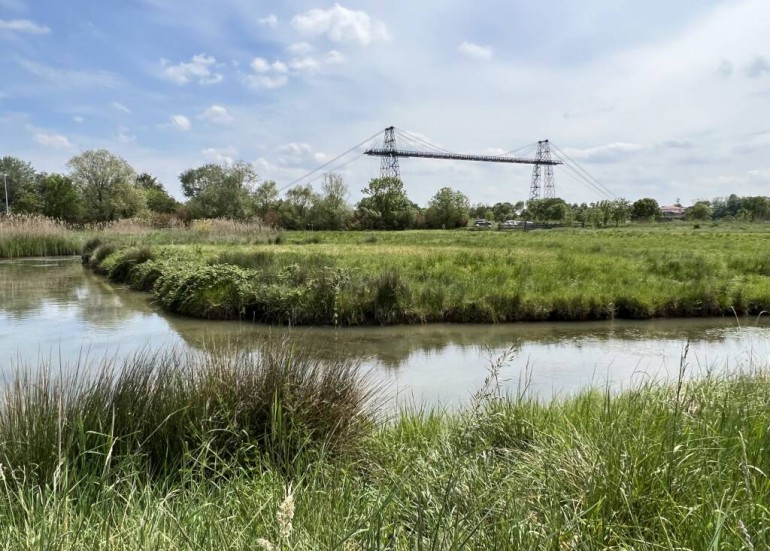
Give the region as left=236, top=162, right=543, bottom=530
left=1, top=0, right=769, bottom=206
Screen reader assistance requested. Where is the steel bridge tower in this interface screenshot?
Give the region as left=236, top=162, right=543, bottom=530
left=379, top=126, right=400, bottom=179
left=529, top=140, right=555, bottom=201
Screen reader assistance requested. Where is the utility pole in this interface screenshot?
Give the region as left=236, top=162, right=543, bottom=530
left=1, top=172, right=7, bottom=215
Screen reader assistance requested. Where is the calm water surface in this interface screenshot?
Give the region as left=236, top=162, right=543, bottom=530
left=1, top=257, right=769, bottom=406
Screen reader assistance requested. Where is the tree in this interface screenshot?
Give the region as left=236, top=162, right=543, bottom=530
left=356, top=177, right=415, bottom=230
left=491, top=201, right=515, bottom=222
left=136, top=173, right=178, bottom=214
left=527, top=198, right=570, bottom=223
left=253, top=180, right=279, bottom=216
left=179, top=161, right=258, bottom=219
left=279, top=184, right=320, bottom=229
left=425, top=187, right=470, bottom=229
left=0, top=156, right=37, bottom=214
left=67, top=150, right=144, bottom=221
left=611, top=198, right=632, bottom=226
left=39, top=174, right=82, bottom=221
left=686, top=201, right=713, bottom=221
left=631, top=198, right=661, bottom=222
left=309, top=173, right=352, bottom=230
left=741, top=196, right=770, bottom=221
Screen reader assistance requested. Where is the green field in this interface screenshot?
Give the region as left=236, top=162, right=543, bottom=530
left=82, top=223, right=770, bottom=325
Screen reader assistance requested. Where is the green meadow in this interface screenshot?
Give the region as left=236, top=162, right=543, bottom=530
left=82, top=222, right=770, bottom=325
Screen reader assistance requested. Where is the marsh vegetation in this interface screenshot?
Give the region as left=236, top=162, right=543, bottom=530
left=0, top=344, right=768, bottom=549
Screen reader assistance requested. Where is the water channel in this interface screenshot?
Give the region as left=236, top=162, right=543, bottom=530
left=1, top=257, right=769, bottom=407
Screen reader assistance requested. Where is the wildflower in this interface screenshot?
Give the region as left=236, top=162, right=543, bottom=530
left=256, top=538, right=276, bottom=551
left=277, top=488, right=295, bottom=541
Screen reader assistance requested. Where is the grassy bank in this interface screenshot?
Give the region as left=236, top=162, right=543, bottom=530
left=0, top=346, right=769, bottom=549
left=88, top=224, right=770, bottom=324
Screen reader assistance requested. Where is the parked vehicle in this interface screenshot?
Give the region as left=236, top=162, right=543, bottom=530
left=473, top=219, right=492, bottom=227
left=499, top=220, right=521, bottom=229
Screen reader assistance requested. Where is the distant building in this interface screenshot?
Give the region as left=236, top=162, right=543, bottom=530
left=660, top=205, right=685, bottom=220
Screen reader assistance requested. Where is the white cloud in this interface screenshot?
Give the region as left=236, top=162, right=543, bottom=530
left=244, top=74, right=289, bottom=89
left=246, top=57, right=292, bottom=89
left=292, top=4, right=389, bottom=46
left=0, top=19, right=50, bottom=34
left=277, top=142, right=328, bottom=165
left=170, top=114, right=191, bottom=130
left=34, top=132, right=73, bottom=149
left=258, top=14, right=278, bottom=27
left=251, top=58, right=287, bottom=73
left=289, top=57, right=321, bottom=73
left=245, top=49, right=344, bottom=90
left=199, top=104, right=233, bottom=124
left=111, top=101, right=131, bottom=114
left=160, top=54, right=223, bottom=85
left=565, top=143, right=646, bottom=164
left=458, top=41, right=493, bottom=61
left=202, top=146, right=238, bottom=165
left=72, top=116, right=84, bottom=124
left=288, top=42, right=314, bottom=55
left=324, top=50, right=345, bottom=64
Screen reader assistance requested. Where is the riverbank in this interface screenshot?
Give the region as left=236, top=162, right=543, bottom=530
left=3, top=216, right=770, bottom=325
left=87, top=224, right=770, bottom=325
left=0, top=345, right=768, bottom=549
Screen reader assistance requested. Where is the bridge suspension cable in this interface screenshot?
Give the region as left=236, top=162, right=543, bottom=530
left=275, top=125, right=614, bottom=202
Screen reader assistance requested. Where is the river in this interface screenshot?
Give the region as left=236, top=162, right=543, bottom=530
left=1, top=257, right=768, bottom=407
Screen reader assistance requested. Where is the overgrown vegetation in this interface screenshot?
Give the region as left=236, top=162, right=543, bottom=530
left=0, top=215, right=81, bottom=258
left=88, top=224, right=770, bottom=325
left=0, top=344, right=769, bottom=549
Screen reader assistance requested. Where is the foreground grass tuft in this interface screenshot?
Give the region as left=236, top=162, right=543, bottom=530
left=0, top=344, right=377, bottom=485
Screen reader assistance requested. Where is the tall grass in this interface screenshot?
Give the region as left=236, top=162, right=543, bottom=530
left=0, top=344, right=377, bottom=485
left=0, top=346, right=769, bottom=548
left=0, top=215, right=81, bottom=258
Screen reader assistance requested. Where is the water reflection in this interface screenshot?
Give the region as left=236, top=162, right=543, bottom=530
left=1, top=258, right=769, bottom=406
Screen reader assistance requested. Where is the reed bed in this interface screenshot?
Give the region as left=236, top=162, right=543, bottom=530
left=0, top=216, right=282, bottom=259
left=0, top=344, right=768, bottom=549
left=0, top=215, right=81, bottom=258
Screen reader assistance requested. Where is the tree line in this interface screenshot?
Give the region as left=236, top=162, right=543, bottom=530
left=2, top=151, right=768, bottom=229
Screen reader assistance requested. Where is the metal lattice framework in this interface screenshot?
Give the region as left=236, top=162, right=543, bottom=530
left=365, top=126, right=562, bottom=200
left=379, top=126, right=400, bottom=179
left=530, top=140, right=556, bottom=200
